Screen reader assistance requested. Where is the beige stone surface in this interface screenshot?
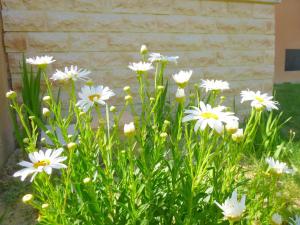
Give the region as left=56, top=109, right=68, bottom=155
left=1, top=0, right=277, bottom=108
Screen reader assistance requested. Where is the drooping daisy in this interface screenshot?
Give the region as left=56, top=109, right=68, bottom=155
left=76, top=85, right=115, bottom=112
left=290, top=215, right=300, bottom=225
left=265, top=157, right=294, bottom=175
left=215, top=190, right=246, bottom=222
left=124, top=122, right=135, bottom=136
left=13, top=148, right=67, bottom=182
left=172, top=70, right=193, bottom=88
left=240, top=90, right=278, bottom=111
left=200, top=79, right=230, bottom=92
left=232, top=129, right=244, bottom=142
left=225, top=119, right=239, bottom=134
left=51, top=65, right=91, bottom=82
left=182, top=101, right=238, bottom=133
left=175, top=88, right=185, bottom=103
left=272, top=213, right=283, bottom=225
left=148, top=53, right=179, bottom=64
left=128, top=61, right=153, bottom=73
left=26, top=55, right=55, bottom=67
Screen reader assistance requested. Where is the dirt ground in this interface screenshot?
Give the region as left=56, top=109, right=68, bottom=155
left=0, top=150, right=36, bottom=225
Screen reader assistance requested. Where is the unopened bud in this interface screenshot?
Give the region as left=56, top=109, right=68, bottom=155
left=42, top=96, right=51, bottom=103
left=164, top=120, right=170, bottom=126
left=42, top=108, right=50, bottom=117
left=110, top=106, right=116, bottom=112
left=157, top=85, right=164, bottom=91
left=42, top=203, right=49, bottom=209
left=79, top=111, right=85, bottom=117
left=160, top=132, right=168, bottom=138
left=123, top=86, right=131, bottom=92
left=67, top=142, right=77, bottom=150
left=125, top=95, right=132, bottom=101
left=85, top=79, right=94, bottom=86
left=29, top=116, right=35, bottom=120
left=6, top=90, right=17, bottom=100
left=140, top=44, right=148, bottom=55
left=150, top=97, right=155, bottom=102
left=22, top=194, right=33, bottom=203
left=83, top=177, right=91, bottom=184
left=23, top=138, right=29, bottom=144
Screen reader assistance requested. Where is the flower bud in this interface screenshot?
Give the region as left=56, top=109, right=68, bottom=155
left=110, top=106, right=116, bottom=112
left=140, top=44, right=148, bottom=55
left=150, top=97, right=155, bottom=102
left=68, top=134, right=73, bottom=139
left=23, top=138, right=29, bottom=144
left=175, top=88, right=185, bottom=103
left=225, top=120, right=239, bottom=134
left=42, top=108, right=50, bottom=117
left=41, top=137, right=46, bottom=143
left=22, top=194, right=33, bottom=203
left=83, top=177, right=91, bottom=184
left=124, top=122, right=135, bottom=137
left=29, top=116, right=35, bottom=120
left=6, top=90, right=17, bottom=100
left=123, top=86, right=131, bottom=92
left=160, top=132, right=168, bottom=138
left=157, top=85, right=164, bottom=91
left=125, top=95, right=132, bottom=102
left=45, top=130, right=51, bottom=136
left=232, top=129, right=244, bottom=142
left=79, top=111, right=85, bottom=117
left=42, top=203, right=49, bottom=209
left=67, top=142, right=77, bottom=151
left=85, top=79, right=94, bottom=86
left=42, top=96, right=51, bottom=104
left=164, top=120, right=170, bottom=126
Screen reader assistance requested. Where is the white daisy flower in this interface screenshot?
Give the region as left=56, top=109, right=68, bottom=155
left=26, top=55, right=55, bottom=66
left=148, top=52, right=179, bottom=64
left=128, top=61, right=153, bottom=73
left=172, top=70, right=193, bottom=88
left=200, top=79, right=230, bottom=92
left=76, top=85, right=115, bottom=112
left=290, top=215, right=300, bottom=225
left=272, top=213, right=283, bottom=225
left=182, top=101, right=238, bottom=133
left=51, top=65, right=91, bottom=82
left=265, top=157, right=294, bottom=175
left=215, top=190, right=246, bottom=222
left=241, top=90, right=278, bottom=111
left=13, top=148, right=67, bottom=182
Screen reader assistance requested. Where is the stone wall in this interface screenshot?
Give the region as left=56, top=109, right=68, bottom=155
left=0, top=6, right=15, bottom=167
left=1, top=0, right=278, bottom=112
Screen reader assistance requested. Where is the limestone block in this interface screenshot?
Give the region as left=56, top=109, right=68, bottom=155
left=2, top=10, right=47, bottom=31
left=27, top=33, right=70, bottom=52
left=4, top=33, right=27, bottom=52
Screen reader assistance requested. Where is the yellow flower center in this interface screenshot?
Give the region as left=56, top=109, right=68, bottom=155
left=201, top=112, right=219, bottom=120
left=88, top=94, right=101, bottom=102
left=255, top=96, right=264, bottom=103
left=33, top=160, right=50, bottom=168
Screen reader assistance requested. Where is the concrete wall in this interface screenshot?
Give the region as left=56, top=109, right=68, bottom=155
left=0, top=4, right=15, bottom=167
left=275, top=0, right=300, bottom=83
left=1, top=0, right=278, bottom=110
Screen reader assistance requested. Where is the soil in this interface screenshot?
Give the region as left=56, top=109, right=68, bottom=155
left=0, top=150, right=36, bottom=225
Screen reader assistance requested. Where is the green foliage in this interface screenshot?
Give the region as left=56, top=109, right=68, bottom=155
left=8, top=51, right=300, bottom=225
